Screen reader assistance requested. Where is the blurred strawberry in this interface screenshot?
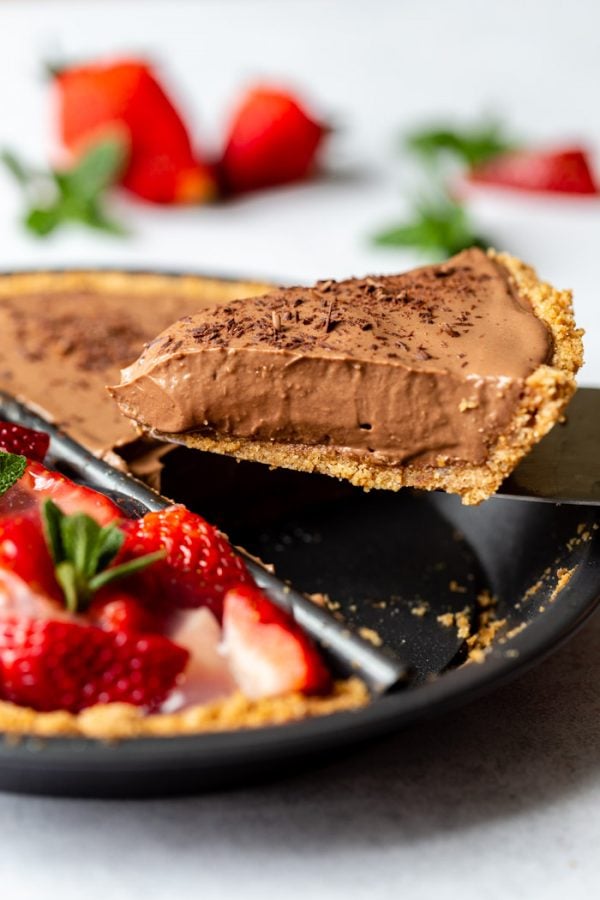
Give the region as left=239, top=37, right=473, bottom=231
left=468, top=147, right=599, bottom=195
left=53, top=58, right=217, bottom=204
left=88, top=588, right=165, bottom=634
left=220, top=86, right=327, bottom=194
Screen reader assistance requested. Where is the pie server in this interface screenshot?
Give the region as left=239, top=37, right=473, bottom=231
left=497, top=387, right=600, bottom=506
left=0, top=390, right=408, bottom=695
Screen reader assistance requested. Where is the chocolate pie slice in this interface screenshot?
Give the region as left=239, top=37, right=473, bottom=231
left=110, top=249, right=583, bottom=505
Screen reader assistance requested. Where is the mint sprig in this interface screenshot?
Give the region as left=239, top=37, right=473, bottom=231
left=0, top=451, right=27, bottom=496
left=1, top=136, right=128, bottom=238
left=405, top=121, right=517, bottom=169
left=373, top=196, right=488, bottom=259
left=42, top=499, right=163, bottom=613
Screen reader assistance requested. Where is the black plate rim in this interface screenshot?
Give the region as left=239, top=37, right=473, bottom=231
left=1, top=539, right=597, bottom=769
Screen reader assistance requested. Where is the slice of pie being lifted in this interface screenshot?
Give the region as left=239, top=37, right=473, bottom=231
left=109, top=249, right=583, bottom=505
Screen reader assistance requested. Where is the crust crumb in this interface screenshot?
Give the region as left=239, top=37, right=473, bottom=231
left=358, top=627, right=383, bottom=647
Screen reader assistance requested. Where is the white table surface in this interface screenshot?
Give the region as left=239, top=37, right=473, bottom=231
left=0, top=1, right=598, bottom=897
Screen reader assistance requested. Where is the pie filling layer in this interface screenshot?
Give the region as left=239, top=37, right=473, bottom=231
left=110, top=249, right=553, bottom=469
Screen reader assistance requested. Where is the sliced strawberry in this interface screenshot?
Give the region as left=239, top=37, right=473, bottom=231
left=0, top=421, right=49, bottom=462
left=0, top=569, right=62, bottom=621
left=468, top=147, right=599, bottom=195
left=54, top=59, right=217, bottom=204
left=222, top=584, right=331, bottom=699
left=88, top=588, right=165, bottom=634
left=118, top=505, right=251, bottom=617
left=0, top=512, right=62, bottom=603
left=220, top=86, right=326, bottom=194
left=170, top=607, right=237, bottom=706
left=0, top=616, right=188, bottom=712
left=11, top=460, right=121, bottom=525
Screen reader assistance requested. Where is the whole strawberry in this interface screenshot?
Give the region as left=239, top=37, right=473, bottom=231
left=54, top=58, right=217, bottom=204
left=0, top=616, right=188, bottom=712
left=118, top=505, right=252, bottom=618
left=220, top=86, right=327, bottom=194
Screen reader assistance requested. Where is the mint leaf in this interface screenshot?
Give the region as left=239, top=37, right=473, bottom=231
left=0, top=451, right=27, bottom=496
left=41, top=498, right=163, bottom=612
left=0, top=149, right=33, bottom=186
left=42, top=498, right=64, bottom=563
left=25, top=206, right=63, bottom=236
left=88, top=551, right=165, bottom=593
left=373, top=197, right=488, bottom=259
left=406, top=121, right=516, bottom=169
left=62, top=136, right=127, bottom=203
left=55, top=562, right=79, bottom=615
left=95, top=525, right=125, bottom=572
left=1, top=137, right=129, bottom=239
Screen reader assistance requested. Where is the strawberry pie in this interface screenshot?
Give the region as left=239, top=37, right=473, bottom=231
left=0, top=424, right=366, bottom=739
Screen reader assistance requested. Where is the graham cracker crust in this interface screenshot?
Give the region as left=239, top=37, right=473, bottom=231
left=154, top=251, right=583, bottom=505
left=0, top=679, right=368, bottom=740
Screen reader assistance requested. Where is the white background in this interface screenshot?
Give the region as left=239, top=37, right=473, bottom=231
left=0, top=1, right=599, bottom=897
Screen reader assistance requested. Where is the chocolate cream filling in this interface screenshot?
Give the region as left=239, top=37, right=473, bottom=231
left=0, top=276, right=267, bottom=472
left=110, top=249, right=553, bottom=468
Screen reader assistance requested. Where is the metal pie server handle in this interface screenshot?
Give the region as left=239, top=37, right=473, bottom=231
left=0, top=391, right=408, bottom=695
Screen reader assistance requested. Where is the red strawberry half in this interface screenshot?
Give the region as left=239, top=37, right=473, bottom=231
left=0, top=421, right=49, bottom=462
left=222, top=584, right=331, bottom=699
left=0, top=512, right=62, bottom=604
left=220, top=86, right=326, bottom=194
left=118, top=505, right=252, bottom=617
left=9, top=460, right=122, bottom=525
left=0, top=616, right=188, bottom=713
left=468, top=147, right=599, bottom=195
left=54, top=58, right=217, bottom=205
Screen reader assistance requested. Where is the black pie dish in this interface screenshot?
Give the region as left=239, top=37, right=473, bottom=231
left=0, top=267, right=597, bottom=798
left=0, top=445, right=597, bottom=797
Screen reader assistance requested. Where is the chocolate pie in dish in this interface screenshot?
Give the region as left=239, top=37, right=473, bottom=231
left=111, top=249, right=583, bottom=505
left=0, top=248, right=582, bottom=740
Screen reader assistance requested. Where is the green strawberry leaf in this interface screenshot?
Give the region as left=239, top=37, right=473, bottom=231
left=41, top=499, right=164, bottom=612
left=0, top=451, right=27, bottom=496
